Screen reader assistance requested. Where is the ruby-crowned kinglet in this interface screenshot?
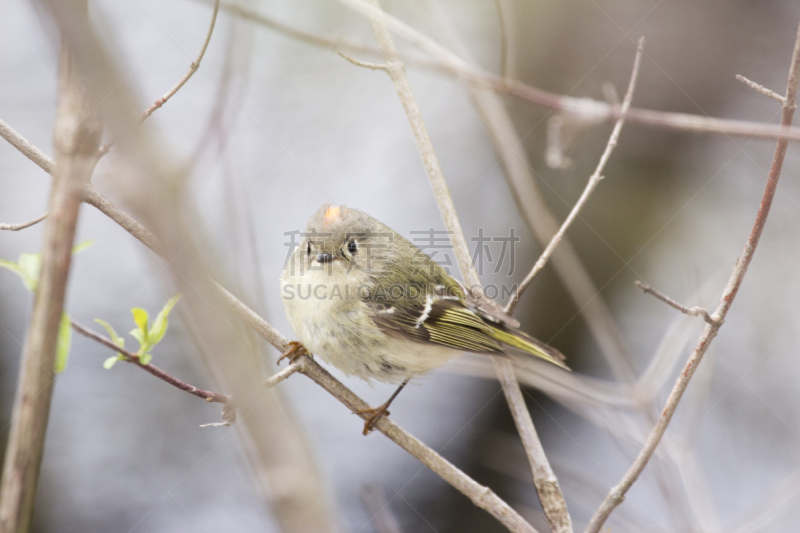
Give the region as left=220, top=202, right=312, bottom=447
left=281, top=204, right=568, bottom=434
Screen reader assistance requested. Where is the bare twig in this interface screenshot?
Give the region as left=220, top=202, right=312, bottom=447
left=585, top=19, right=800, bottom=533
left=0, top=212, right=48, bottom=231
left=338, top=51, right=388, bottom=70
left=506, top=37, right=644, bottom=314
left=70, top=321, right=231, bottom=405
left=96, top=0, right=221, bottom=156
left=635, top=281, right=719, bottom=326
left=265, top=362, right=301, bottom=388
left=0, top=40, right=101, bottom=533
left=362, top=2, right=569, bottom=531
left=0, top=117, right=54, bottom=173
left=143, top=0, right=220, bottom=119
left=736, top=74, right=786, bottom=104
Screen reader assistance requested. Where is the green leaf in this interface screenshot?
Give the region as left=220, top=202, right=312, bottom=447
left=54, top=312, right=71, bottom=374
left=148, top=294, right=181, bottom=346
left=103, top=356, right=121, bottom=369
left=129, top=328, right=146, bottom=352
left=0, top=259, right=23, bottom=280
left=94, top=319, right=125, bottom=353
left=71, top=239, right=94, bottom=255
left=131, top=308, right=150, bottom=353
left=139, top=352, right=152, bottom=365
left=15, top=253, right=42, bottom=292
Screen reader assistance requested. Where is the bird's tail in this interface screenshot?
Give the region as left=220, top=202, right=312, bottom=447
left=488, top=326, right=570, bottom=370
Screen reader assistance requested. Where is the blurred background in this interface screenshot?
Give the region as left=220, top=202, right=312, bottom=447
left=2, top=0, right=800, bottom=531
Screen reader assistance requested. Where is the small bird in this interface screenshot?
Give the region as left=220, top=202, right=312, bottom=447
left=281, top=204, right=568, bottom=434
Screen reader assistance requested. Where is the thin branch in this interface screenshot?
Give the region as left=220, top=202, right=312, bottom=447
left=145, top=0, right=220, bottom=119
left=427, top=2, right=637, bottom=381
left=70, top=321, right=231, bottom=405
left=96, top=0, right=221, bottom=156
left=634, top=281, right=719, bottom=326
left=736, top=74, right=786, bottom=104
left=0, top=212, right=48, bottom=231
left=338, top=51, right=388, bottom=70
left=339, top=0, right=800, bottom=143
left=506, top=37, right=644, bottom=314
left=0, top=117, right=55, bottom=173
left=0, top=41, right=100, bottom=532
left=361, top=0, right=476, bottom=283
left=362, top=2, right=569, bottom=531
left=585, top=19, right=800, bottom=533
left=265, top=362, right=301, bottom=388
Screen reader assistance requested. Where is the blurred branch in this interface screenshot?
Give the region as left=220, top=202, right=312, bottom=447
left=0, top=212, right=48, bottom=231
left=493, top=0, right=509, bottom=79
left=506, top=37, right=644, bottom=314
left=97, top=0, right=221, bottom=157
left=361, top=484, right=404, bottom=533
left=31, top=3, right=345, bottom=531
left=585, top=19, right=800, bottom=533
left=0, top=38, right=101, bottom=533
left=736, top=74, right=786, bottom=105
left=71, top=321, right=232, bottom=406
left=361, top=1, right=569, bottom=532
left=635, top=281, right=719, bottom=326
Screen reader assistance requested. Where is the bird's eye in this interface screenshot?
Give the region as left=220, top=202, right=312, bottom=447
left=307, top=242, right=311, bottom=256
left=347, top=240, right=358, bottom=255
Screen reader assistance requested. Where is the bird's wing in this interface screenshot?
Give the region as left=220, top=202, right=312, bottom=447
left=456, top=279, right=521, bottom=329
left=368, top=285, right=505, bottom=354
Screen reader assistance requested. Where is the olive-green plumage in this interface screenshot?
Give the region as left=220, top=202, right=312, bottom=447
left=281, top=204, right=568, bottom=385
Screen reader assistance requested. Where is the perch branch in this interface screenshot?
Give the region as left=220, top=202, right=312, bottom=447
left=97, top=0, right=221, bottom=156
left=506, top=37, right=643, bottom=313
left=71, top=321, right=231, bottom=405
left=0, top=41, right=101, bottom=533
left=362, top=1, right=570, bottom=531
left=635, top=281, right=719, bottom=326
left=0, top=213, right=48, bottom=231
left=736, top=74, right=786, bottom=105
left=216, top=284, right=538, bottom=533
left=585, top=19, right=800, bottom=533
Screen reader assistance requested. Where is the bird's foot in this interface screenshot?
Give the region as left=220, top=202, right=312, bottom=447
left=356, top=403, right=390, bottom=436
left=278, top=341, right=309, bottom=365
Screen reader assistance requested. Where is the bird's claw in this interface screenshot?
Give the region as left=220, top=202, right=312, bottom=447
left=278, top=341, right=309, bottom=365
left=356, top=404, right=390, bottom=435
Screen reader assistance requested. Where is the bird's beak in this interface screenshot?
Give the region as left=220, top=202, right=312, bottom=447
left=315, top=252, right=335, bottom=263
